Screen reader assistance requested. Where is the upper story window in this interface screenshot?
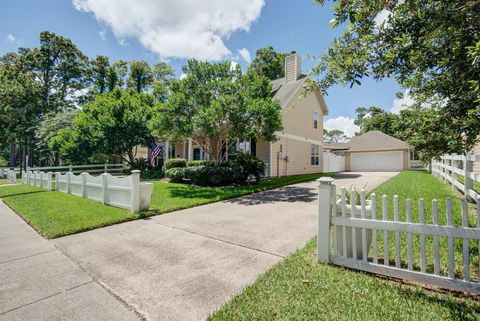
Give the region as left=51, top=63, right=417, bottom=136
left=313, top=111, right=319, bottom=129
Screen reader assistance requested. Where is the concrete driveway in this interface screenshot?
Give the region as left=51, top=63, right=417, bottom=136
left=53, top=171, right=399, bottom=321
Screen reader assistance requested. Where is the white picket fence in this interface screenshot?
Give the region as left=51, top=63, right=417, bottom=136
left=55, top=170, right=153, bottom=212
left=22, top=170, right=53, bottom=191
left=317, top=177, right=480, bottom=294
left=431, top=154, right=480, bottom=201
left=27, top=163, right=125, bottom=175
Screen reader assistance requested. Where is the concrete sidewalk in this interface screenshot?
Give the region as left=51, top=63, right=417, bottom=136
left=0, top=200, right=140, bottom=321
left=54, top=172, right=399, bottom=321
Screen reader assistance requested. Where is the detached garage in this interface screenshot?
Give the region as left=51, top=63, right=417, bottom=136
left=324, top=131, right=411, bottom=172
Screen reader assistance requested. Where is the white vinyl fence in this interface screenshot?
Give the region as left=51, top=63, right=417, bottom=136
left=27, top=163, right=125, bottom=175
left=317, top=177, right=480, bottom=294
left=22, top=170, right=53, bottom=191
left=323, top=152, right=345, bottom=173
left=55, top=170, right=153, bottom=212
left=6, top=169, right=17, bottom=184
left=431, top=154, right=480, bottom=201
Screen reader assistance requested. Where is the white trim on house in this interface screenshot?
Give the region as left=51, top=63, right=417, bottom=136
left=274, top=131, right=323, bottom=146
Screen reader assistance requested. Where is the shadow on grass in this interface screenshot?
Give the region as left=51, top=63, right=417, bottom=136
left=0, top=190, right=47, bottom=199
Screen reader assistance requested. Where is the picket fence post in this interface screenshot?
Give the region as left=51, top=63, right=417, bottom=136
left=464, top=154, right=474, bottom=201
left=101, top=173, right=108, bottom=204
left=69, top=164, right=73, bottom=173
left=66, top=172, right=72, bottom=194
left=55, top=173, right=59, bottom=191
left=46, top=172, right=52, bottom=191
left=451, top=153, right=457, bottom=191
left=131, top=170, right=141, bottom=213
left=104, top=163, right=108, bottom=173
left=317, top=176, right=335, bottom=263
left=81, top=172, right=87, bottom=197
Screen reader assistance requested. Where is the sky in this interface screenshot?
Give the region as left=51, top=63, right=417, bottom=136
left=0, top=0, right=410, bottom=137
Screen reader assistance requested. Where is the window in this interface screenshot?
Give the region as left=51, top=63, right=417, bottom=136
left=311, top=144, right=319, bottom=166
left=313, top=111, right=319, bottom=129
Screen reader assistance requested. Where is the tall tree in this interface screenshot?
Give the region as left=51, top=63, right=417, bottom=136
left=324, top=129, right=348, bottom=142
left=128, top=60, right=153, bottom=93
left=149, top=60, right=282, bottom=164
left=152, top=61, right=175, bottom=102
left=106, top=60, right=128, bottom=91
left=249, top=46, right=288, bottom=80
left=0, top=51, right=43, bottom=168
left=28, top=31, right=89, bottom=111
left=51, top=89, right=155, bottom=165
left=313, top=0, right=480, bottom=154
left=90, top=55, right=110, bottom=94
left=354, top=107, right=399, bottom=136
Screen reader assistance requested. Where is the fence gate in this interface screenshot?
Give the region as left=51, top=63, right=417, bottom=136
left=316, top=177, right=480, bottom=294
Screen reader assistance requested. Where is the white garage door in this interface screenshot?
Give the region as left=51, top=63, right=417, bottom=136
left=351, top=151, right=403, bottom=172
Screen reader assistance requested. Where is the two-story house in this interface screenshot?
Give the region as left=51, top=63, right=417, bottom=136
left=145, top=52, right=329, bottom=177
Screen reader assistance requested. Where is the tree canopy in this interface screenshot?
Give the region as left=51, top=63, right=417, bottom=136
left=150, top=59, right=282, bottom=164
left=313, top=0, right=480, bottom=154
left=248, top=46, right=288, bottom=80
left=52, top=89, right=155, bottom=165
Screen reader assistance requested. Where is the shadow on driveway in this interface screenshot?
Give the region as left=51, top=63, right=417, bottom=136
left=223, top=186, right=317, bottom=206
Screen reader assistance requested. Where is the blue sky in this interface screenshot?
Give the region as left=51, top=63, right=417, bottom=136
left=0, top=0, right=406, bottom=136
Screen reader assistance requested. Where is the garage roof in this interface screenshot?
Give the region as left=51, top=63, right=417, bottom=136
left=324, top=131, right=410, bottom=152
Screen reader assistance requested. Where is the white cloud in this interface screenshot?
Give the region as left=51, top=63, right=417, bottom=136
left=98, top=30, right=107, bottom=40
left=5, top=33, right=20, bottom=44
left=390, top=89, right=415, bottom=114
left=179, top=73, right=187, bottom=80
left=324, top=116, right=360, bottom=137
left=237, top=48, right=251, bottom=63
left=118, top=38, right=128, bottom=46
left=73, top=0, right=265, bottom=60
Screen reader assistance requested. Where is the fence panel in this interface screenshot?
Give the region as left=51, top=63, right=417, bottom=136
left=431, top=154, right=480, bottom=202
left=27, top=163, right=125, bottom=175
left=21, top=170, right=53, bottom=191
left=317, top=178, right=480, bottom=294
left=54, top=170, right=152, bottom=212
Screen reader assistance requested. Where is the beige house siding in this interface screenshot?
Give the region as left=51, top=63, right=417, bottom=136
left=255, top=139, right=270, bottom=165
left=268, top=87, right=325, bottom=176
left=270, top=136, right=323, bottom=177
left=281, top=90, right=324, bottom=141
left=403, top=150, right=409, bottom=170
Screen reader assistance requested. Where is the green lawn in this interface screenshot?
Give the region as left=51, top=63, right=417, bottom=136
left=1, top=173, right=331, bottom=238
left=454, top=175, right=480, bottom=194
left=208, top=171, right=480, bottom=321
left=0, top=178, right=11, bottom=185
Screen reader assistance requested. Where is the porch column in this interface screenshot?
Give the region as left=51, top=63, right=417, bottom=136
left=188, top=138, right=193, bottom=161
left=165, top=140, right=170, bottom=162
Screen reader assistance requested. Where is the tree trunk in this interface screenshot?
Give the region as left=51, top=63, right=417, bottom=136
left=9, top=141, right=16, bottom=168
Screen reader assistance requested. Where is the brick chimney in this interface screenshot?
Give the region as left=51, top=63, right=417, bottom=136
left=285, top=51, right=301, bottom=83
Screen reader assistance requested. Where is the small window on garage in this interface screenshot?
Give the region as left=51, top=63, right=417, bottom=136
left=311, top=144, right=319, bottom=166
left=313, top=111, right=319, bottom=129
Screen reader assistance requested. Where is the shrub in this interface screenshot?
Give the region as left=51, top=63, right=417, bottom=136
left=228, top=152, right=265, bottom=184
left=165, top=158, right=187, bottom=170
left=130, top=158, right=149, bottom=172
left=185, top=165, right=234, bottom=187
left=187, top=160, right=214, bottom=167
left=165, top=167, right=186, bottom=182
left=0, top=157, right=7, bottom=167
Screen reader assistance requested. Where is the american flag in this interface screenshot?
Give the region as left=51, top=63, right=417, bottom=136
left=150, top=143, right=162, bottom=167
